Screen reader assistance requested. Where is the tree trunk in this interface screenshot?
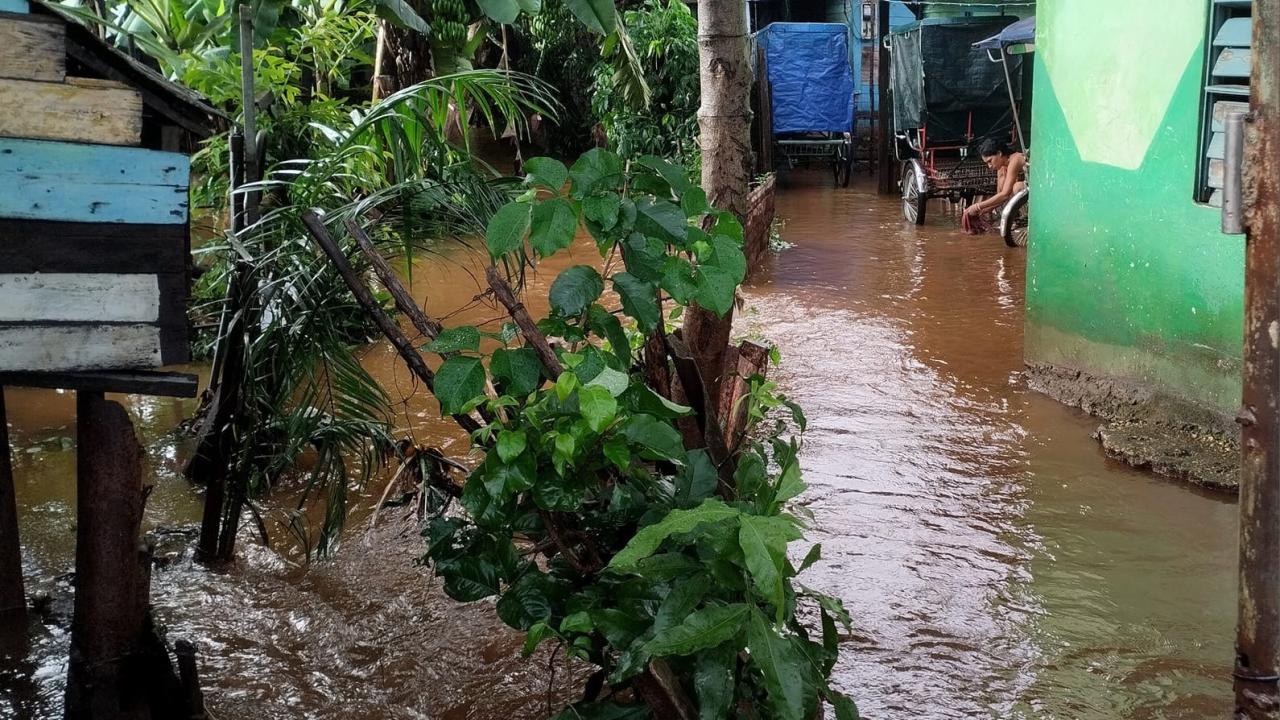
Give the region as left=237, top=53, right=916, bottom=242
left=689, top=0, right=753, bottom=401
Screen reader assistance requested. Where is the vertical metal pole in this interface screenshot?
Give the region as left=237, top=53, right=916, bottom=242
left=876, top=0, right=894, bottom=194
left=0, top=387, right=24, bottom=616
left=1237, top=0, right=1280, bottom=717
left=998, top=51, right=1025, bottom=152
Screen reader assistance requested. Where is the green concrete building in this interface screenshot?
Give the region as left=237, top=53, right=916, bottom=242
left=1025, top=0, right=1252, bottom=420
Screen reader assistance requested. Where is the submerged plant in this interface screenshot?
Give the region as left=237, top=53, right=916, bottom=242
left=414, top=149, right=856, bottom=718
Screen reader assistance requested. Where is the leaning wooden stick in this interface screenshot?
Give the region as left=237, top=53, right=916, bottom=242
left=346, top=219, right=503, bottom=423
left=301, top=210, right=482, bottom=435
left=485, top=265, right=565, bottom=377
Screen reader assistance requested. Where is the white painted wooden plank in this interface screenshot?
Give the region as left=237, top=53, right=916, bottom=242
left=0, top=273, right=159, bottom=322
left=0, top=324, right=161, bottom=371
left=0, top=76, right=142, bottom=146
left=0, top=16, right=64, bottom=82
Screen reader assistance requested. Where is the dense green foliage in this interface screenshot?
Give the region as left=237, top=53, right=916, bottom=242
left=590, top=0, right=700, bottom=166
left=417, top=151, right=855, bottom=718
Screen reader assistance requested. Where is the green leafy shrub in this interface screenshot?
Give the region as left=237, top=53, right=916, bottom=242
left=419, top=149, right=855, bottom=718
left=590, top=0, right=699, bottom=167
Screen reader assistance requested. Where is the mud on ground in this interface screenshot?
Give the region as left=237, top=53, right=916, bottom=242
left=1025, top=363, right=1239, bottom=492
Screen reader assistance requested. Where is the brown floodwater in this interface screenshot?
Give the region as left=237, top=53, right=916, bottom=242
left=0, top=173, right=1238, bottom=719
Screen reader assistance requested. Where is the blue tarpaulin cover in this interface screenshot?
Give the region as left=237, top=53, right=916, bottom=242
left=762, top=23, right=854, bottom=134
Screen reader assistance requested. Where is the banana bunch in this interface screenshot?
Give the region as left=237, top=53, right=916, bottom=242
left=431, top=0, right=469, bottom=48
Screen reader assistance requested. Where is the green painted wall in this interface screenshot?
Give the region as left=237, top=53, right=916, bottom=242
left=1025, top=0, right=1245, bottom=414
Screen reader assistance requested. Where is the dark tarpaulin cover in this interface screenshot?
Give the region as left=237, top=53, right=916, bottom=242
left=891, top=18, right=1023, bottom=143
left=763, top=23, right=854, bottom=134
left=973, top=16, right=1036, bottom=51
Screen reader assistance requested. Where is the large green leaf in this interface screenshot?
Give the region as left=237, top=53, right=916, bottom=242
left=589, top=304, right=631, bottom=365
left=525, top=156, right=568, bottom=191
left=551, top=265, right=605, bottom=317
left=706, top=235, right=747, bottom=284
left=638, top=155, right=692, bottom=195
left=435, top=356, right=486, bottom=415
left=584, top=193, right=622, bottom=230
left=486, top=201, right=532, bottom=258
left=477, top=0, right=520, bottom=23
left=570, top=148, right=624, bottom=197
left=496, top=570, right=563, bottom=630
left=483, top=452, right=536, bottom=497
left=653, top=574, right=709, bottom=635
left=579, top=384, right=618, bottom=433
left=497, top=430, right=528, bottom=463
left=372, top=0, right=429, bottom=34
left=645, top=603, right=749, bottom=656
left=612, top=273, right=661, bottom=333
left=530, top=198, right=579, bottom=257
left=621, top=414, right=684, bottom=461
left=694, top=266, right=737, bottom=317
left=674, top=449, right=719, bottom=508
left=561, top=0, right=617, bottom=34
left=695, top=644, right=737, bottom=720
left=586, top=366, right=630, bottom=397
left=422, top=325, right=480, bottom=353
left=830, top=691, right=860, bottom=720
left=634, top=197, right=689, bottom=243
left=746, top=609, right=808, bottom=720
left=440, top=556, right=501, bottom=602
left=738, top=514, right=802, bottom=619
left=609, top=499, right=740, bottom=571
left=491, top=347, right=543, bottom=396
left=660, top=257, right=698, bottom=305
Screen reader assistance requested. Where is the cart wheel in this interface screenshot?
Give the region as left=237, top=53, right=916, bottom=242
left=1000, top=189, right=1030, bottom=248
left=901, top=160, right=927, bottom=225
left=833, top=142, right=852, bottom=188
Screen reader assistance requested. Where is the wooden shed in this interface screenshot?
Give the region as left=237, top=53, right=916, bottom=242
left=0, top=0, right=220, bottom=374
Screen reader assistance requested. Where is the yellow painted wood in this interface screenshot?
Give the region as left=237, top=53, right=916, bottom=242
left=0, top=15, right=64, bottom=82
left=0, top=77, right=141, bottom=146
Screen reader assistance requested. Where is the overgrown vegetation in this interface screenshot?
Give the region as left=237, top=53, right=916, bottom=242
left=590, top=0, right=699, bottom=166
left=404, top=150, right=854, bottom=718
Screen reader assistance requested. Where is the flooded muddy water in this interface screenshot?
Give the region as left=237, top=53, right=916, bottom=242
left=1, top=174, right=1237, bottom=719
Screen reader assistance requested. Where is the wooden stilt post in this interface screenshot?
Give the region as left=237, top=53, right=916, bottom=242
left=65, top=392, right=149, bottom=720
left=0, top=386, right=25, bottom=617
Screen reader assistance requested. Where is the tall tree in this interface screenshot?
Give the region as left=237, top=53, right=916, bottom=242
left=688, top=0, right=752, bottom=398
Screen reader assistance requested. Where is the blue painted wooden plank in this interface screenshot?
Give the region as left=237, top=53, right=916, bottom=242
left=0, top=138, right=190, bottom=224
left=0, top=0, right=30, bottom=13
left=1214, top=47, right=1252, bottom=77
left=1214, top=17, right=1252, bottom=47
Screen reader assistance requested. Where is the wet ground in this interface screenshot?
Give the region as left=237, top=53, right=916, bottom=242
left=0, top=174, right=1238, bottom=718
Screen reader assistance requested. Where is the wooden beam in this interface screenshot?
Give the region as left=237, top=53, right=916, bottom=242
left=0, top=138, right=190, bottom=224
left=0, top=14, right=64, bottom=82
left=0, top=370, right=197, bottom=397
left=0, top=76, right=142, bottom=146
left=0, top=219, right=189, bottom=274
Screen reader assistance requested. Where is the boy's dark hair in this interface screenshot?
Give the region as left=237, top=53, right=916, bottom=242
left=978, top=137, right=1014, bottom=157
